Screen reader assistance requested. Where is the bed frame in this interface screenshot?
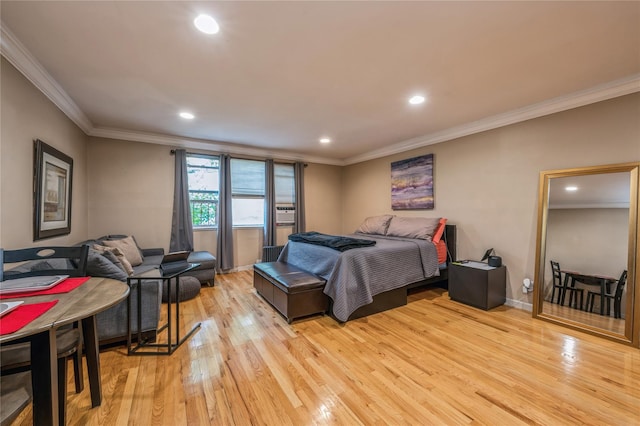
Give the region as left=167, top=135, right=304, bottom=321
left=345, top=224, right=457, bottom=321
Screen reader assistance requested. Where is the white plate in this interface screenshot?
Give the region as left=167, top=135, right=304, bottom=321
left=0, top=301, right=24, bottom=317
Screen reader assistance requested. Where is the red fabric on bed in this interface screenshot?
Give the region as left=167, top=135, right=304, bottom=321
left=432, top=218, right=447, bottom=243
left=435, top=239, right=447, bottom=264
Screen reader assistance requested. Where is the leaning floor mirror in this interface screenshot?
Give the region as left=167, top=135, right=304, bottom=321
left=533, top=162, right=640, bottom=347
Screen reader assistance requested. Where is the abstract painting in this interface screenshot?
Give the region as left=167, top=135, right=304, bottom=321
left=391, top=154, right=434, bottom=210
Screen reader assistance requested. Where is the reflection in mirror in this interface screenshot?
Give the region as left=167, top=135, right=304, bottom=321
left=544, top=173, right=629, bottom=334
left=534, top=163, right=639, bottom=347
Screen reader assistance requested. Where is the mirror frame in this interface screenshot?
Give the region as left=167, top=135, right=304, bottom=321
left=533, top=162, right=640, bottom=347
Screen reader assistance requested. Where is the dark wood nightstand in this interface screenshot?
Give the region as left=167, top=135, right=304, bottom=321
left=449, top=262, right=506, bottom=310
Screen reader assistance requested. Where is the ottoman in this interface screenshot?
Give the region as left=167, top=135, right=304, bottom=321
left=184, top=251, right=217, bottom=287
left=253, top=262, right=328, bottom=323
left=162, top=275, right=201, bottom=303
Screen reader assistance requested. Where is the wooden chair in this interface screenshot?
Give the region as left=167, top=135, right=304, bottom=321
left=0, top=245, right=90, bottom=425
left=586, top=270, right=627, bottom=318
left=549, top=261, right=565, bottom=304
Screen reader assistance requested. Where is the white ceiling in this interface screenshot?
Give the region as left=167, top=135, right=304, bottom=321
left=1, top=1, right=639, bottom=165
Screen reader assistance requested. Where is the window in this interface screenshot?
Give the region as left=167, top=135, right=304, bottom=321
left=275, top=163, right=295, bottom=205
left=186, top=154, right=219, bottom=227
left=231, top=159, right=265, bottom=226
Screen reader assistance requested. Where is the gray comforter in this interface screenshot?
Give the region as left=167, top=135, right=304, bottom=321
left=278, top=233, right=440, bottom=321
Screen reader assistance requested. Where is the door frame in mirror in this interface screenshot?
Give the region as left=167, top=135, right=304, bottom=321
left=533, top=162, right=639, bottom=347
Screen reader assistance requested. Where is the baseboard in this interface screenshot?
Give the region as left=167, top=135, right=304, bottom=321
left=217, top=264, right=255, bottom=274
left=505, top=298, right=533, bottom=312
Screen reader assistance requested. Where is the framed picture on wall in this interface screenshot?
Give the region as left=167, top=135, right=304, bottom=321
left=391, top=153, right=434, bottom=210
left=33, top=139, right=73, bottom=240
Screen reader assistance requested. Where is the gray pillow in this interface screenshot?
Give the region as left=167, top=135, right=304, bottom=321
left=355, top=215, right=395, bottom=235
left=86, top=249, right=128, bottom=282
left=386, top=216, right=441, bottom=240
left=100, top=250, right=126, bottom=273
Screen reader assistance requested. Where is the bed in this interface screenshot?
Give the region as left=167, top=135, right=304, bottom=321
left=277, top=216, right=457, bottom=322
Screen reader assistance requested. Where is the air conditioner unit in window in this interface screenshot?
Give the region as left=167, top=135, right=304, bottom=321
left=275, top=204, right=295, bottom=225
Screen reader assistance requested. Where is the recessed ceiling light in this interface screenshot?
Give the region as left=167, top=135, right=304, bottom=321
left=319, top=137, right=331, bottom=144
left=179, top=112, right=195, bottom=120
left=194, top=14, right=219, bottom=34
left=408, top=95, right=426, bottom=105
left=565, top=186, right=578, bottom=191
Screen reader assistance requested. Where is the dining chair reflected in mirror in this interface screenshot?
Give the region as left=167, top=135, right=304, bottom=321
left=586, top=270, right=628, bottom=318
left=549, top=261, right=565, bottom=304
left=563, top=276, right=585, bottom=311
left=0, top=245, right=90, bottom=425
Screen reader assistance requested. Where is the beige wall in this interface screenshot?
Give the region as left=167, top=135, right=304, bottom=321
left=1, top=58, right=89, bottom=249
left=305, top=163, right=343, bottom=235
left=342, top=93, right=640, bottom=306
left=87, top=137, right=173, bottom=249
left=87, top=137, right=343, bottom=266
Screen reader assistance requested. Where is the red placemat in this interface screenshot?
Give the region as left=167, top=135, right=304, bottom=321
left=0, top=300, right=58, bottom=335
left=0, top=276, right=91, bottom=300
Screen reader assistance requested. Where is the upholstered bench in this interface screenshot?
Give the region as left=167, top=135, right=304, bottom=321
left=184, top=251, right=217, bottom=286
left=253, top=262, right=328, bottom=323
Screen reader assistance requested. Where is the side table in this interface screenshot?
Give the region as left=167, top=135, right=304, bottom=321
left=449, top=261, right=506, bottom=310
left=127, top=263, right=201, bottom=355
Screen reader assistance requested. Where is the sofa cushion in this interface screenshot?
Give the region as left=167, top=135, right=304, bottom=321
left=102, top=236, right=143, bottom=266
left=93, top=245, right=134, bottom=275
left=100, top=250, right=126, bottom=273
left=86, top=249, right=128, bottom=282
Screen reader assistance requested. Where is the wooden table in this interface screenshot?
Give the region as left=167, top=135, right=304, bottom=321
left=560, top=270, right=617, bottom=315
left=0, top=277, right=129, bottom=426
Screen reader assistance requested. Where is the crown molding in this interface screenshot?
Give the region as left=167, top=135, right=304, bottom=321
left=0, top=21, right=93, bottom=133
left=343, top=73, right=640, bottom=165
left=2, top=20, right=638, bottom=167
left=89, top=126, right=344, bottom=166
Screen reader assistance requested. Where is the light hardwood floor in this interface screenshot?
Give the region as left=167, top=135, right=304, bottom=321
left=12, top=270, right=640, bottom=425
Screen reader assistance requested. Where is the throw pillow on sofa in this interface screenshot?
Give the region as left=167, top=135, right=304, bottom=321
left=93, top=245, right=134, bottom=275
left=102, top=235, right=143, bottom=266
left=86, top=249, right=128, bottom=281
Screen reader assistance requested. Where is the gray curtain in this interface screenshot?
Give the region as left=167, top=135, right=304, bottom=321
left=264, top=159, right=276, bottom=246
left=169, top=149, right=194, bottom=252
left=294, top=162, right=306, bottom=233
left=216, top=154, right=234, bottom=272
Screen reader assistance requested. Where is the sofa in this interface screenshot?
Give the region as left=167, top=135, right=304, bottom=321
left=77, top=235, right=163, bottom=344
left=79, top=235, right=216, bottom=344
left=5, top=235, right=216, bottom=345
